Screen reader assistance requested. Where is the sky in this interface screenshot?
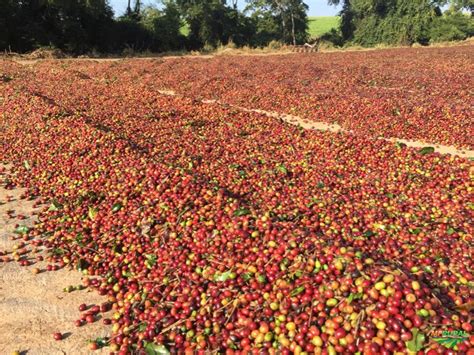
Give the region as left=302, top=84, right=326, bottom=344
left=109, top=0, right=342, bottom=17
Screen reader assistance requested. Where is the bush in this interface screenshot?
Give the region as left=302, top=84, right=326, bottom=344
left=266, top=40, right=284, bottom=50
left=429, top=12, right=474, bottom=43
left=320, top=28, right=344, bottom=47
left=202, top=42, right=216, bottom=53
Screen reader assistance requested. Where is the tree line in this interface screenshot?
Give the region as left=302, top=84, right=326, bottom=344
left=0, top=0, right=472, bottom=54
left=328, top=0, right=473, bottom=46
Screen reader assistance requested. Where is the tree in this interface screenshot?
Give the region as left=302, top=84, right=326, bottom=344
left=0, top=0, right=116, bottom=53
left=328, top=0, right=448, bottom=45
left=0, top=0, right=17, bottom=51
left=175, top=0, right=253, bottom=48
left=280, top=0, right=309, bottom=45
left=448, top=0, right=474, bottom=15
left=430, top=6, right=473, bottom=41
left=139, top=2, right=186, bottom=51
left=125, top=0, right=142, bottom=20
left=248, top=9, right=280, bottom=46
left=246, top=0, right=308, bottom=44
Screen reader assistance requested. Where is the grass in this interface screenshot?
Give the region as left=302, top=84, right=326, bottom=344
left=308, top=16, right=340, bottom=38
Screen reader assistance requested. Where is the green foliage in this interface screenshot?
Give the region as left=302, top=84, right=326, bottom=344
left=136, top=3, right=186, bottom=52
left=249, top=11, right=281, bottom=46
left=290, top=285, right=305, bottom=296
left=1, top=0, right=310, bottom=53
left=176, top=0, right=256, bottom=49
left=0, top=0, right=115, bottom=53
left=418, top=146, right=435, bottom=155
left=144, top=254, right=157, bottom=269
left=319, top=28, right=345, bottom=46
left=448, top=0, right=474, bottom=15
left=429, top=12, right=474, bottom=42
left=352, top=0, right=438, bottom=45
left=328, top=0, right=473, bottom=46
left=213, top=270, right=236, bottom=282
left=233, top=207, right=251, bottom=216
left=9, top=0, right=470, bottom=53
left=144, top=342, right=170, bottom=355
left=247, top=0, right=309, bottom=45
left=406, top=328, right=426, bottom=352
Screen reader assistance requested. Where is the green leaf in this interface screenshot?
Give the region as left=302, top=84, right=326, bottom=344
left=363, top=230, right=375, bottom=238
left=396, top=142, right=407, bottom=149
left=276, top=164, right=288, bottom=175
left=290, top=285, right=305, bottom=297
left=52, top=247, right=65, bottom=256
left=144, top=342, right=170, bottom=355
left=48, top=200, right=63, bottom=211
left=386, top=193, right=394, bottom=199
left=214, top=270, right=234, bottom=282
left=447, top=227, right=455, bottom=235
left=233, top=207, right=250, bottom=217
left=422, top=266, right=434, bottom=274
left=88, top=206, right=98, bottom=220
left=241, top=272, right=252, bottom=281
left=75, top=234, right=84, bottom=247
left=409, top=228, right=421, bottom=235
left=95, top=337, right=109, bottom=347
left=24, top=160, right=31, bottom=170
left=256, top=273, right=267, bottom=284
left=406, top=328, right=425, bottom=353
left=347, top=292, right=363, bottom=304
left=307, top=197, right=321, bottom=208
left=238, top=170, right=247, bottom=178
left=112, top=203, right=122, bottom=212
left=145, top=254, right=157, bottom=269
left=14, top=225, right=29, bottom=234
left=137, top=323, right=147, bottom=332
left=418, top=146, right=435, bottom=155
left=159, top=203, right=169, bottom=211
left=317, top=181, right=325, bottom=189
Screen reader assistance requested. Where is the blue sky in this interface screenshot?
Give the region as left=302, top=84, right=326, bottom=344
left=109, top=0, right=341, bottom=17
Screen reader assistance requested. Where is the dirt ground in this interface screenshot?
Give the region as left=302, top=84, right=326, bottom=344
left=0, top=165, right=109, bottom=355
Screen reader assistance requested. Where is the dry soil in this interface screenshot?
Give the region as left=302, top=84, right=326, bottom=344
left=0, top=164, right=109, bottom=355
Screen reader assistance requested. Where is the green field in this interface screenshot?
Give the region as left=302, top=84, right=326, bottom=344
left=308, top=16, right=340, bottom=38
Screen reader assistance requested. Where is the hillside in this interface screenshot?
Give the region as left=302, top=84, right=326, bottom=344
left=308, top=16, right=340, bottom=38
